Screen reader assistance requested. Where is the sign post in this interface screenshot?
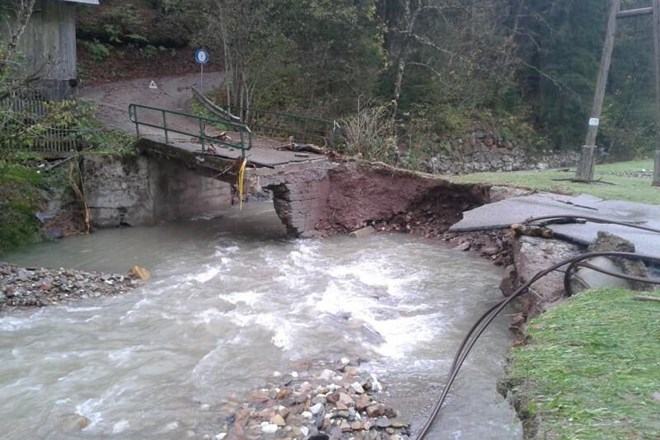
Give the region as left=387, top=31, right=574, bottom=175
left=194, top=48, right=209, bottom=93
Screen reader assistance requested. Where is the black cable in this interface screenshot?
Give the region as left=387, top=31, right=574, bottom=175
left=416, top=250, right=660, bottom=440
left=522, top=215, right=660, bottom=234
left=563, top=253, right=660, bottom=296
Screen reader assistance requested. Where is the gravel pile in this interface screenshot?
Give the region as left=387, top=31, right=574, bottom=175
left=0, top=262, right=138, bottom=310
left=214, top=358, right=411, bottom=440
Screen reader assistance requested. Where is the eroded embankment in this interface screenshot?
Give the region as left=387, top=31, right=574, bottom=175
left=266, top=160, right=491, bottom=238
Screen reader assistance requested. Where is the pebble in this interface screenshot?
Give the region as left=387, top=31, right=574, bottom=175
left=351, top=382, right=365, bottom=394
left=260, top=422, right=278, bottom=434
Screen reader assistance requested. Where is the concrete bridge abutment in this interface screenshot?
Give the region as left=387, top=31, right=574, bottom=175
left=82, top=140, right=491, bottom=238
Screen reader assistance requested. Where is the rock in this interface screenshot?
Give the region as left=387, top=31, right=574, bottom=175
left=588, top=231, right=652, bottom=291
left=355, top=394, right=371, bottom=411
left=319, top=369, right=337, bottom=381
left=383, top=407, right=397, bottom=418
left=368, top=375, right=382, bottom=392
left=326, top=391, right=340, bottom=404
left=59, top=414, right=91, bottom=432
left=454, top=242, right=470, bottom=251
left=351, top=382, right=365, bottom=394
left=260, top=422, right=278, bottom=434
left=340, top=420, right=352, bottom=432
left=128, top=266, right=151, bottom=281
left=338, top=392, right=354, bottom=407
left=17, top=269, right=30, bottom=281
left=481, top=246, right=499, bottom=256
left=390, top=419, right=409, bottom=428
left=349, top=226, right=375, bottom=238
left=270, top=414, right=286, bottom=426
left=366, top=404, right=384, bottom=418
left=310, top=402, right=324, bottom=415
left=351, top=421, right=363, bottom=431
left=375, top=417, right=391, bottom=428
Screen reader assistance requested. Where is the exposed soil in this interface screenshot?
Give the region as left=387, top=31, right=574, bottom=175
left=78, top=45, right=220, bottom=86
left=312, top=161, right=491, bottom=236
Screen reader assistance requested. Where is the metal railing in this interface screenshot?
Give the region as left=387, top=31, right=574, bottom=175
left=190, top=89, right=340, bottom=147
left=33, top=128, right=80, bottom=153
left=245, top=107, right=340, bottom=147
left=1, top=95, right=81, bottom=156
left=128, top=103, right=252, bottom=157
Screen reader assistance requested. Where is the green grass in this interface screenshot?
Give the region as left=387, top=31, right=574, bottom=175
left=506, top=288, right=660, bottom=439
left=448, top=160, right=659, bottom=204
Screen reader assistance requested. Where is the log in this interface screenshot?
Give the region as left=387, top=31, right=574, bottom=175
left=633, top=295, right=660, bottom=302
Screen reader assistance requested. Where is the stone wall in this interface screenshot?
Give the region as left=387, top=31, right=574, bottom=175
left=82, top=155, right=232, bottom=228
left=423, top=130, right=581, bottom=175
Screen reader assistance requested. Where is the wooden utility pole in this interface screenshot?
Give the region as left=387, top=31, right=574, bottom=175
left=575, top=0, right=621, bottom=182
left=576, top=0, right=660, bottom=186
left=653, top=0, right=660, bottom=186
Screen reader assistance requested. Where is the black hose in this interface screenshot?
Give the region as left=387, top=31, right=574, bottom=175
left=522, top=215, right=660, bottom=234
left=563, top=253, right=660, bottom=296
left=415, top=250, right=660, bottom=440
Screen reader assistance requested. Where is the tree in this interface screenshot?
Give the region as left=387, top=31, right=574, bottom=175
left=0, top=0, right=39, bottom=99
left=378, top=0, right=518, bottom=130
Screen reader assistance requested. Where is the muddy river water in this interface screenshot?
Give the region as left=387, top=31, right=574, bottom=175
left=2, top=203, right=521, bottom=439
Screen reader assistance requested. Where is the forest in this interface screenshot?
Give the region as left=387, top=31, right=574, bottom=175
left=73, top=0, right=659, bottom=162
left=1, top=0, right=658, bottom=163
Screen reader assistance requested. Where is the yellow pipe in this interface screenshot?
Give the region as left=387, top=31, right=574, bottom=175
left=238, top=158, right=248, bottom=210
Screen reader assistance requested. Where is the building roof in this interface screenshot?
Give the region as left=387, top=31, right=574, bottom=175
left=56, top=0, right=100, bottom=5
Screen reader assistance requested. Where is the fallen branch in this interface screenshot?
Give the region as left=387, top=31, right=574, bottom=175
left=278, top=136, right=327, bottom=155
left=632, top=295, right=660, bottom=302
left=67, top=160, right=90, bottom=234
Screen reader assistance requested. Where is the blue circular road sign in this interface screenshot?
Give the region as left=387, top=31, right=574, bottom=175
left=195, top=49, right=209, bottom=64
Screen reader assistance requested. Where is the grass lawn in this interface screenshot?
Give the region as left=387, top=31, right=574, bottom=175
left=448, top=159, right=659, bottom=205
left=505, top=288, right=660, bottom=439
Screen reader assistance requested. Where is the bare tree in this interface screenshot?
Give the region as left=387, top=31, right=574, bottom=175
left=4, top=0, right=37, bottom=60
left=386, top=0, right=517, bottom=124
left=1, top=0, right=40, bottom=98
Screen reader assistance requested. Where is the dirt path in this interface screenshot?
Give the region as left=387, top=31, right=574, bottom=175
left=79, top=71, right=225, bottom=134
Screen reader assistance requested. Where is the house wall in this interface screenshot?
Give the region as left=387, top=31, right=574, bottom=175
left=5, top=0, right=78, bottom=98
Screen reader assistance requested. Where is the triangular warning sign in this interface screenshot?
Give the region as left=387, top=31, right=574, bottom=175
left=149, top=80, right=158, bottom=89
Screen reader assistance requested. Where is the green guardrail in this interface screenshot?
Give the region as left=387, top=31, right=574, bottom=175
left=128, top=103, right=252, bottom=157
left=245, top=107, right=340, bottom=147
left=192, top=90, right=339, bottom=147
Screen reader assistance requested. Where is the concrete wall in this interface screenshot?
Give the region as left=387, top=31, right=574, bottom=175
left=83, top=155, right=232, bottom=228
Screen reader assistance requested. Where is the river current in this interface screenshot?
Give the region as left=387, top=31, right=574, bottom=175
left=2, top=203, right=521, bottom=439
